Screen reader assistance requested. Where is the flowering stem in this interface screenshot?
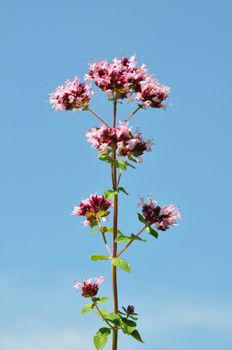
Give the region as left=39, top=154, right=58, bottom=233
left=117, top=225, right=147, bottom=257
left=87, top=106, right=110, bottom=127
left=93, top=300, right=114, bottom=329
left=124, top=105, right=142, bottom=123
left=112, top=96, right=119, bottom=350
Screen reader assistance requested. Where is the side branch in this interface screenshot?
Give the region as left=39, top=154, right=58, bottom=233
left=124, top=105, right=142, bottom=123
left=117, top=225, right=147, bottom=257
left=94, top=301, right=114, bottom=329
left=101, top=231, right=112, bottom=256
left=87, top=107, right=110, bottom=127
left=97, top=218, right=112, bottom=256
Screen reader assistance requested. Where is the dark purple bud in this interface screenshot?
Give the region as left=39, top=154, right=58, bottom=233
left=127, top=305, right=135, bottom=314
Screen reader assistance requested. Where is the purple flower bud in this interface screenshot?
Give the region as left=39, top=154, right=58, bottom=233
left=127, top=305, right=135, bottom=314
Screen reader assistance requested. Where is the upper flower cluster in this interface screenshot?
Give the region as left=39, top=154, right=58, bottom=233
left=86, top=55, right=169, bottom=108
left=74, top=276, right=104, bottom=298
left=86, top=123, right=153, bottom=161
left=49, top=78, right=91, bottom=111
left=139, top=197, right=181, bottom=231
left=72, top=194, right=111, bottom=226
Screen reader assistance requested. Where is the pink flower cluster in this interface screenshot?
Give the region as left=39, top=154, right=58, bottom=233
left=86, top=123, right=153, bottom=161
left=72, top=194, right=111, bottom=226
left=49, top=78, right=91, bottom=111
left=86, top=55, right=169, bottom=108
left=136, top=77, right=170, bottom=109
left=139, top=197, right=181, bottom=231
left=74, top=276, right=104, bottom=298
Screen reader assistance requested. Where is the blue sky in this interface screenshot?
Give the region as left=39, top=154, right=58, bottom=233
left=1, top=0, right=232, bottom=349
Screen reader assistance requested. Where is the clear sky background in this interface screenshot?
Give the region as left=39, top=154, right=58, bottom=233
left=1, top=0, right=232, bottom=349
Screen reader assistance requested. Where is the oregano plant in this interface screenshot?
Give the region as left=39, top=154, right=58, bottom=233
left=49, top=55, right=181, bottom=350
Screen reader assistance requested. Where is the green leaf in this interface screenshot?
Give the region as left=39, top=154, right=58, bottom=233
left=107, top=227, right=122, bottom=235
left=130, top=233, right=147, bottom=242
left=104, top=189, right=118, bottom=199
left=122, top=317, right=137, bottom=327
left=125, top=161, right=136, bottom=169
left=131, top=329, right=144, bottom=343
left=113, top=160, right=127, bottom=170
left=112, top=257, right=131, bottom=273
left=137, top=213, right=147, bottom=224
left=115, top=233, right=147, bottom=243
left=118, top=187, right=129, bottom=195
left=90, top=228, right=100, bottom=234
left=97, top=210, right=108, bottom=218
left=118, top=161, right=127, bottom=170
left=115, top=235, right=131, bottom=243
left=93, top=327, right=111, bottom=350
left=146, top=226, right=158, bottom=238
left=98, top=154, right=111, bottom=162
left=90, top=220, right=98, bottom=228
left=105, top=312, right=122, bottom=326
left=130, top=315, right=138, bottom=320
left=86, top=211, right=96, bottom=217
left=81, top=303, right=94, bottom=314
left=118, top=310, right=126, bottom=316
left=129, top=156, right=137, bottom=163
left=98, top=150, right=111, bottom=162
left=93, top=296, right=109, bottom=304
left=96, top=308, right=108, bottom=318
left=91, top=255, right=110, bottom=262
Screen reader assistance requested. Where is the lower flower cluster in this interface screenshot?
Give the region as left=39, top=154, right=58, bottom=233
left=139, top=197, right=181, bottom=231
left=74, top=276, right=104, bottom=298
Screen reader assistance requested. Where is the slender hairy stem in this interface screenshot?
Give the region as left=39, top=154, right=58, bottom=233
left=112, top=96, right=119, bottom=350
left=117, top=225, right=147, bottom=257
left=94, top=302, right=114, bottom=329
left=117, top=169, right=123, bottom=188
left=101, top=231, right=112, bottom=256
left=97, top=218, right=112, bottom=256
left=87, top=106, right=110, bottom=127
left=124, top=105, right=142, bottom=123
